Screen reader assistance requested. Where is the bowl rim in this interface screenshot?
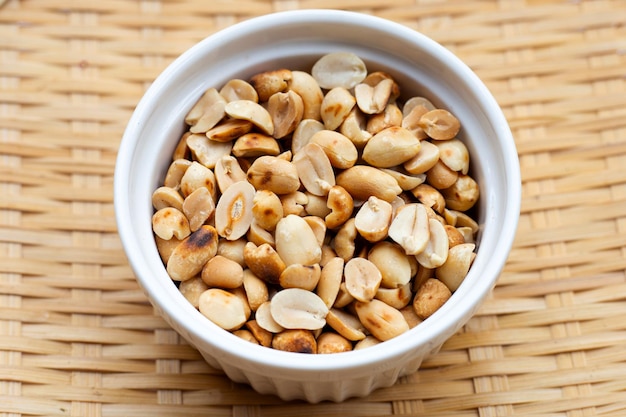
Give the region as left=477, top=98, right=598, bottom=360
left=115, top=9, right=521, bottom=376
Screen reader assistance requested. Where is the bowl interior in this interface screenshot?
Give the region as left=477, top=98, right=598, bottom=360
left=115, top=10, right=520, bottom=380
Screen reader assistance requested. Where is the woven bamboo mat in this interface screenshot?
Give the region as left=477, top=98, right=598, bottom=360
left=1, top=0, right=626, bottom=415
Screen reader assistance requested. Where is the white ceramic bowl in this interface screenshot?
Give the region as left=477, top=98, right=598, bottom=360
left=115, top=9, right=521, bottom=403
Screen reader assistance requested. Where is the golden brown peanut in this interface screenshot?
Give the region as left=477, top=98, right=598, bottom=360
left=320, top=244, right=337, bottom=267
left=336, top=165, right=402, bottom=203
left=355, top=78, right=394, bottom=114
left=354, top=335, right=382, bottom=350
left=292, top=142, right=335, bottom=196
left=272, top=329, right=317, bottom=354
left=304, top=192, right=332, bottom=218
left=255, top=301, right=284, bottom=333
left=291, top=119, right=325, bottom=154
left=152, top=186, right=184, bottom=212
left=436, top=243, right=475, bottom=291
left=206, top=118, right=254, bottom=143
left=268, top=90, right=304, bottom=138
left=186, top=134, right=233, bottom=170
left=320, top=87, right=356, bottom=131
left=325, top=185, right=354, bottom=230
left=419, top=109, right=460, bottom=140
left=411, top=183, right=445, bottom=214
left=214, top=155, right=247, bottom=194
left=381, top=168, right=425, bottom=191
left=152, top=207, right=190, bottom=241
left=303, top=216, right=327, bottom=247
left=457, top=226, right=475, bottom=244
left=198, top=288, right=247, bottom=331
left=368, top=241, right=412, bottom=288
left=331, top=217, right=357, bottom=262
left=250, top=69, right=292, bottom=102
left=219, top=79, right=259, bottom=103
left=164, top=159, right=192, bottom=189
left=311, top=52, right=367, bottom=90
left=246, top=156, right=300, bottom=195
left=354, top=299, right=409, bottom=341
left=185, top=88, right=227, bottom=133
left=440, top=174, right=480, bottom=211
left=403, top=96, right=436, bottom=115
left=225, top=99, right=274, bottom=135
left=309, top=130, right=358, bottom=170
left=229, top=286, right=252, bottom=320
left=180, top=161, right=217, bottom=200
left=166, top=225, right=218, bottom=281
left=415, top=218, right=449, bottom=269
left=214, top=180, right=255, bottom=241
left=242, top=269, right=269, bottom=311
left=270, top=288, right=329, bottom=330
left=388, top=203, right=430, bottom=256
left=155, top=235, right=182, bottom=264
left=216, top=238, right=246, bottom=266
left=279, top=263, right=321, bottom=291
left=201, top=255, right=244, bottom=289
left=275, top=214, right=322, bottom=266
left=354, top=196, right=393, bottom=242
left=403, top=140, right=440, bottom=175
left=362, top=126, right=421, bottom=168
left=173, top=132, right=192, bottom=161
left=288, top=70, right=324, bottom=121
left=231, top=133, right=280, bottom=158
left=233, top=329, right=260, bottom=345
left=178, top=276, right=209, bottom=308
left=399, top=305, right=423, bottom=329
left=363, top=71, right=400, bottom=99
left=401, top=103, right=429, bottom=140
left=316, top=257, right=344, bottom=309
left=344, top=257, right=382, bottom=302
left=251, top=189, right=283, bottom=232
left=435, top=138, right=470, bottom=174
left=413, top=278, right=451, bottom=319
left=317, top=332, right=353, bottom=354
left=366, top=102, right=403, bottom=135
left=426, top=160, right=458, bottom=190
left=325, top=308, right=366, bottom=341
left=333, top=282, right=355, bottom=308
left=280, top=191, right=308, bottom=217
left=243, top=242, right=286, bottom=285
left=182, top=187, right=215, bottom=232
left=340, top=107, right=372, bottom=149
left=375, top=282, right=412, bottom=310
left=444, top=225, right=466, bottom=248
left=245, top=319, right=273, bottom=347
left=246, top=221, right=275, bottom=247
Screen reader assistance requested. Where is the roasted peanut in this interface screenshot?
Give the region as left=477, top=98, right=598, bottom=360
left=419, top=109, right=460, bottom=140
left=368, top=241, right=412, bottom=288
left=152, top=186, right=184, bottom=212
left=413, top=278, right=451, bottom=319
left=250, top=69, right=292, bottom=102
left=291, top=119, right=324, bottom=154
left=355, top=78, right=394, bottom=115
left=440, top=174, right=480, bottom=211
left=179, top=276, right=209, bottom=308
left=243, top=242, right=285, bottom=285
left=279, top=263, right=321, bottom=291
left=354, top=299, right=409, bottom=341
left=436, top=243, right=475, bottom=291
left=325, top=308, right=366, bottom=341
left=320, top=87, right=356, bottom=131
left=336, top=165, right=402, bottom=203
left=246, top=156, right=300, bottom=195
left=388, top=203, right=430, bottom=256
left=231, top=133, right=280, bottom=158
left=362, top=126, right=421, bottom=168
left=309, top=130, right=358, bottom=170
left=415, top=218, right=449, bottom=269
left=219, top=78, right=259, bottom=103
left=251, top=189, right=283, bottom=232
left=292, top=142, right=335, bottom=196
left=199, top=288, right=248, bottom=331
left=354, top=196, right=393, bottom=242
left=201, top=255, right=244, bottom=289
left=242, top=268, right=269, bottom=311
left=270, top=288, right=329, bottom=330
left=435, top=138, right=470, bottom=174
left=317, top=332, right=352, bottom=354
left=366, top=102, right=403, bottom=135
left=152, top=207, right=190, bottom=241
left=267, top=90, right=304, bottom=138
left=275, top=214, right=322, bottom=266
left=344, top=257, right=382, bottom=302
left=375, top=282, right=413, bottom=310
left=288, top=70, right=324, bottom=121
left=311, top=51, right=367, bottom=90
left=166, top=225, right=218, bottom=281
left=255, top=301, right=284, bottom=334
left=182, top=187, right=215, bottom=232
left=185, top=88, right=226, bottom=134
left=316, top=257, right=344, bottom=309
left=206, top=118, right=253, bottom=143
left=214, top=180, right=255, bottom=241
left=339, top=107, right=372, bottom=148
left=272, top=329, right=317, bottom=354
left=325, top=185, right=354, bottom=229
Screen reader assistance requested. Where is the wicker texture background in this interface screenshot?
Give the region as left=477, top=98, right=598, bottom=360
left=1, top=0, right=626, bottom=415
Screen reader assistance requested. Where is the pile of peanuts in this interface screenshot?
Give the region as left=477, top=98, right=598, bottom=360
left=151, top=52, right=480, bottom=354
